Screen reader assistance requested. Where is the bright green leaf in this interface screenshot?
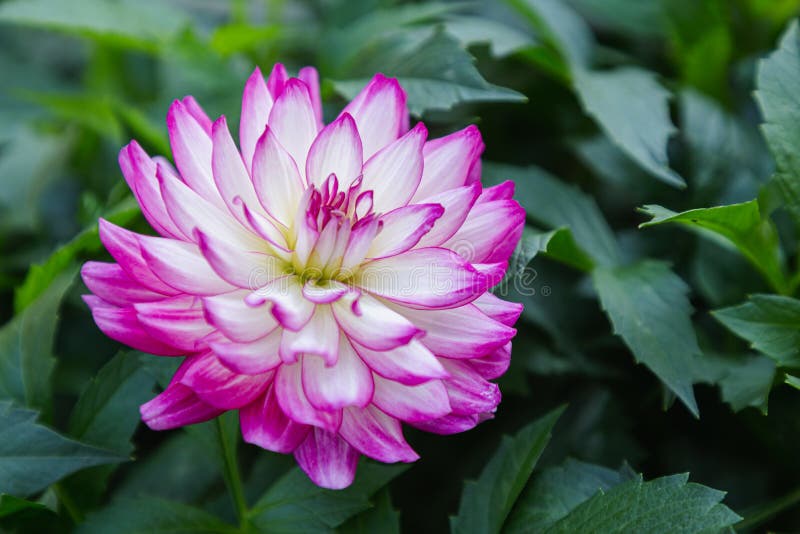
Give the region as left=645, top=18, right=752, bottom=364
left=593, top=261, right=700, bottom=416
left=450, top=406, right=565, bottom=533
left=509, top=226, right=595, bottom=277
left=0, top=494, right=52, bottom=519
left=0, top=402, right=124, bottom=496
left=713, top=294, right=800, bottom=366
left=209, top=24, right=281, bottom=56
left=639, top=201, right=787, bottom=294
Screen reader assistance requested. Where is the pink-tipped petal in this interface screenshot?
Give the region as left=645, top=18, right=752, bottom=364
left=469, top=342, right=512, bottom=379
left=179, top=352, right=271, bottom=410
left=134, top=296, right=213, bottom=352
left=81, top=262, right=163, bottom=307
left=413, top=125, right=484, bottom=200
left=352, top=339, right=448, bottom=386
left=210, top=328, right=282, bottom=375
left=340, top=217, right=381, bottom=275
left=252, top=127, right=305, bottom=227
left=301, top=338, right=374, bottom=410
left=248, top=277, right=315, bottom=332
left=240, top=67, right=274, bottom=172
left=444, top=199, right=525, bottom=264
left=341, top=73, right=408, bottom=159
left=268, top=78, right=319, bottom=177
left=473, top=292, right=523, bottom=326
left=211, top=116, right=264, bottom=227
left=339, top=405, right=419, bottom=463
left=332, top=292, right=423, bottom=351
left=197, top=231, right=282, bottom=289
left=411, top=413, right=480, bottom=435
left=367, top=203, right=443, bottom=259
left=267, top=63, right=288, bottom=97
left=240, top=385, right=310, bottom=453
left=361, top=123, right=427, bottom=211
left=181, top=96, right=213, bottom=135
left=357, top=248, right=489, bottom=310
left=302, top=280, right=349, bottom=304
left=280, top=306, right=340, bottom=366
left=140, top=381, right=222, bottom=430
left=294, top=428, right=358, bottom=490
left=371, top=375, right=451, bottom=423
left=203, top=290, right=279, bottom=343
left=439, top=359, right=501, bottom=416
left=298, top=66, right=323, bottom=128
left=415, top=183, right=481, bottom=248
left=275, top=362, right=342, bottom=431
left=305, top=113, right=363, bottom=188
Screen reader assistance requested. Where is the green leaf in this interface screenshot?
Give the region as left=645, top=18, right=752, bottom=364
left=484, top=163, right=620, bottom=267
left=338, top=488, right=401, bottom=534
left=506, top=459, right=634, bottom=531
left=20, top=91, right=123, bottom=143
left=0, top=494, right=52, bottom=519
left=755, top=20, right=800, bottom=221
left=450, top=406, right=565, bottom=534
left=543, top=473, right=740, bottom=533
left=639, top=201, right=787, bottom=294
left=209, top=23, right=281, bottom=56
left=713, top=294, right=800, bottom=366
left=592, top=261, right=700, bottom=416
left=69, top=353, right=154, bottom=454
left=692, top=353, right=776, bottom=414
left=509, top=227, right=595, bottom=277
left=0, top=402, right=124, bottom=496
left=332, top=30, right=526, bottom=116
left=248, top=462, right=407, bottom=533
left=75, top=496, right=237, bottom=534
left=0, top=269, right=76, bottom=413
left=509, top=0, right=594, bottom=68
left=572, top=67, right=684, bottom=188
left=443, top=15, right=535, bottom=58
left=0, top=0, right=189, bottom=52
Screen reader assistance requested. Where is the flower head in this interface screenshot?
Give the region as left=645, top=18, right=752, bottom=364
left=82, top=64, right=525, bottom=489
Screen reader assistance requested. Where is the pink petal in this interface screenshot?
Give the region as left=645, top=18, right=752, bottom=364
left=252, top=126, right=305, bottom=227
left=298, top=66, right=323, bottom=129
left=267, top=63, right=288, bottom=97
left=275, top=362, right=342, bottom=431
left=339, top=405, right=419, bottom=463
left=197, top=230, right=283, bottom=289
left=341, top=73, right=408, bottom=159
left=211, top=116, right=264, bottom=227
left=390, top=303, right=515, bottom=359
left=439, top=359, right=501, bottom=416
left=134, top=296, right=213, bottom=352
left=203, top=290, right=279, bottom=343
left=268, top=78, right=319, bottom=177
left=414, top=183, right=481, bottom=248
left=98, top=219, right=180, bottom=295
left=352, top=339, right=448, bottom=386
left=210, top=328, right=282, bottom=375
left=473, top=292, right=523, bottom=326
left=280, top=306, right=340, bottom=366
left=332, top=292, right=423, bottom=351
left=339, top=217, right=381, bottom=275
left=179, top=352, right=271, bottom=409
left=302, top=280, right=349, bottom=304
left=301, top=338, right=374, bottom=410
left=140, top=379, right=222, bottom=430
left=371, top=375, right=451, bottom=423
left=305, top=113, right=363, bottom=188
left=361, top=123, right=427, bottom=212
left=83, top=296, right=183, bottom=356
left=357, top=248, right=489, bottom=310
left=367, top=203, right=443, bottom=259
left=469, top=342, right=511, bottom=380
left=413, top=125, right=484, bottom=200
left=138, top=234, right=235, bottom=296
left=240, top=67, right=274, bottom=173
left=444, top=199, right=525, bottom=264
left=81, top=262, right=163, bottom=307
left=166, top=99, right=224, bottom=207
left=411, top=413, right=480, bottom=435
left=294, top=427, right=358, bottom=489
left=181, top=96, right=213, bottom=135
left=247, top=277, right=315, bottom=332
left=240, top=385, right=310, bottom=453
left=119, top=142, right=186, bottom=239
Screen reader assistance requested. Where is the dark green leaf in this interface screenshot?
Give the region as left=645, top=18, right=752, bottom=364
left=444, top=15, right=535, bottom=58
left=248, top=462, right=407, bottom=533
left=692, top=353, right=776, bottom=414
left=0, top=402, right=124, bottom=496
left=510, top=0, right=594, bottom=68
left=593, top=261, right=700, bottom=416
left=713, top=294, right=800, bottom=366
left=450, top=407, right=565, bottom=533
left=639, top=201, right=787, bottom=294
left=338, top=488, right=400, bottom=534
left=75, top=496, right=237, bottom=534
left=0, top=494, right=52, bottom=519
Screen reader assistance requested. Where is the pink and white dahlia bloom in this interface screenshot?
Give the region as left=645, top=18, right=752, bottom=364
left=82, top=64, right=525, bottom=489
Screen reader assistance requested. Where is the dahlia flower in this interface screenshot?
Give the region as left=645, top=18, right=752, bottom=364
left=82, top=64, right=525, bottom=489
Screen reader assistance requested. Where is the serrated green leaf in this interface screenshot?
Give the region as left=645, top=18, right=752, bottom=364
left=506, top=459, right=634, bottom=531
left=0, top=402, right=124, bottom=496
left=0, top=269, right=76, bottom=414
left=332, top=30, right=525, bottom=116
left=593, top=261, right=700, bottom=416
left=639, top=201, right=787, bottom=294
left=509, top=227, right=595, bottom=278
left=338, top=488, right=401, bottom=534
left=692, top=353, right=776, bottom=414
left=755, top=20, right=800, bottom=222
left=450, top=406, right=565, bottom=534
left=713, top=294, right=800, bottom=366
left=544, top=473, right=740, bottom=533
left=485, top=163, right=620, bottom=267
left=75, top=496, right=237, bottom=534
left=510, top=0, right=594, bottom=68
left=248, top=462, right=407, bottom=533
left=573, top=67, right=684, bottom=188
left=444, top=15, right=535, bottom=58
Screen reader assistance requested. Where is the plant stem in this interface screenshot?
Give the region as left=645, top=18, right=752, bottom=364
left=53, top=482, right=83, bottom=524
left=736, top=484, right=800, bottom=531
left=216, top=417, right=248, bottom=530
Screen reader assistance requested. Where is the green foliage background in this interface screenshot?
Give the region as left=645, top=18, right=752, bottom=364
left=1, top=0, right=800, bottom=532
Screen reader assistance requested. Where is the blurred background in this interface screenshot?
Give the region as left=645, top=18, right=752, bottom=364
left=2, top=0, right=800, bottom=532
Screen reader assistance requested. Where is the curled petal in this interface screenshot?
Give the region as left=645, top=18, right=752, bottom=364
left=280, top=305, right=340, bottom=366
left=415, top=183, right=481, bottom=248
left=439, top=359, right=501, bottom=416
left=81, top=262, right=163, bottom=307
left=210, top=329, right=282, bottom=375
left=469, top=342, right=512, bottom=380
left=332, top=292, right=422, bottom=351
left=203, top=290, right=279, bottom=342
left=275, top=362, right=341, bottom=431
left=367, top=203, right=443, bottom=259
left=179, top=352, right=272, bottom=410
left=301, top=338, right=373, bottom=410
left=353, top=339, right=448, bottom=386
left=371, top=375, right=451, bottom=423
left=134, top=296, right=213, bottom=352
left=247, top=277, right=315, bottom=332
left=240, top=385, right=309, bottom=453
left=339, top=405, right=418, bottom=463
left=294, top=428, right=358, bottom=490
